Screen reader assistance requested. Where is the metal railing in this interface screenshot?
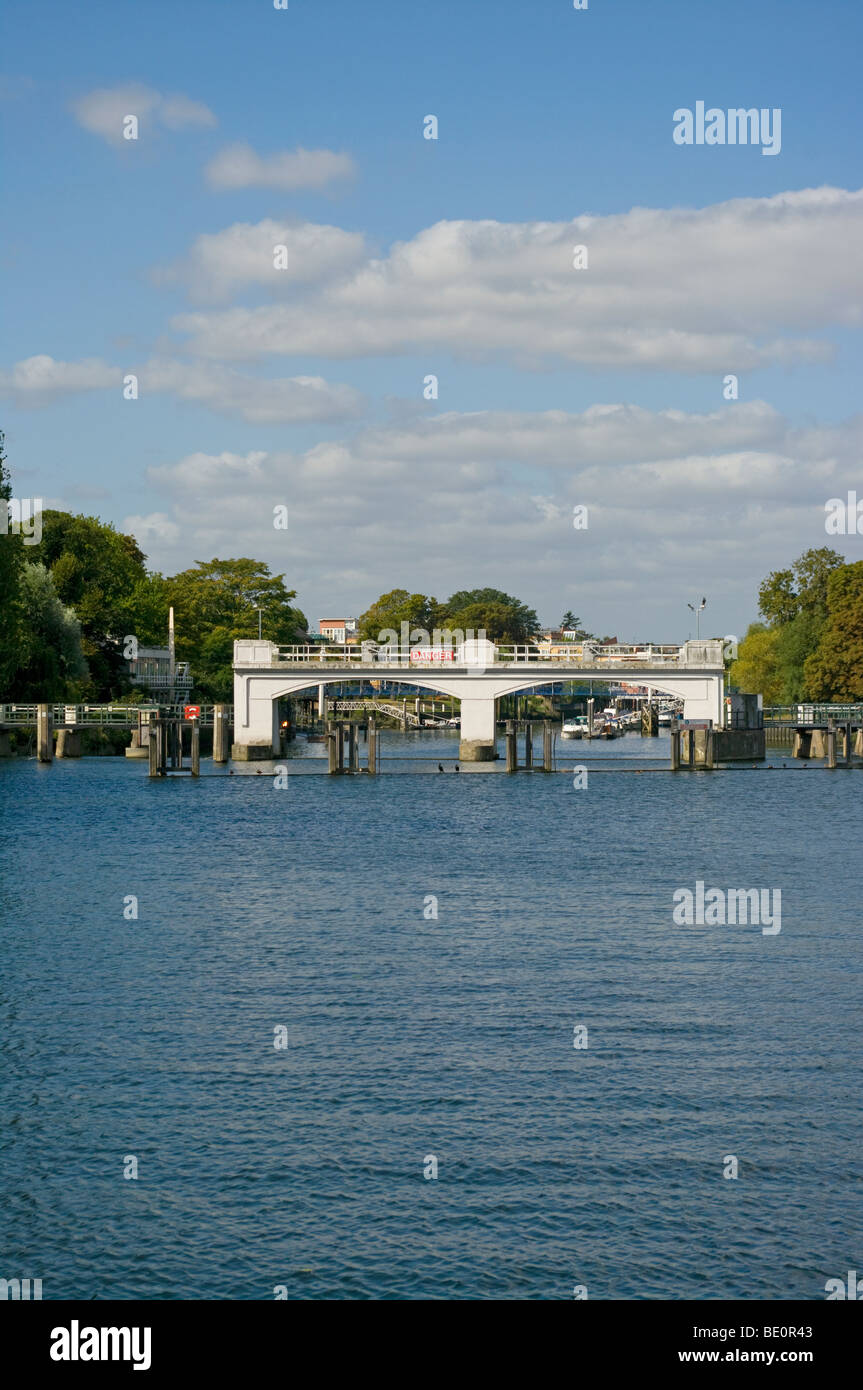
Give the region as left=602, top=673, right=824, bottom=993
left=0, top=703, right=219, bottom=727
left=261, top=641, right=717, bottom=669
left=764, top=704, right=863, bottom=725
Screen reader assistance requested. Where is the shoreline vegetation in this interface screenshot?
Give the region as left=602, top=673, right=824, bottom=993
left=3, top=435, right=861, bottom=709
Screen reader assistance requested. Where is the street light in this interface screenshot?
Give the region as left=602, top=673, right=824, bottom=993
left=687, top=596, right=707, bottom=639
left=253, top=606, right=264, bottom=639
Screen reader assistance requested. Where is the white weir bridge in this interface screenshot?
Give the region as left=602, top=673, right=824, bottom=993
left=233, top=638, right=727, bottom=761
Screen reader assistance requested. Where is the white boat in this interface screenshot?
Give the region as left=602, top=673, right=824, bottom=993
left=562, top=715, right=589, bottom=738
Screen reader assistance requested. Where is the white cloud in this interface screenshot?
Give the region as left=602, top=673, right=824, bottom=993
left=0, top=355, right=120, bottom=401
left=168, top=187, right=863, bottom=371
left=205, top=142, right=356, bottom=191
left=71, top=83, right=216, bottom=146
left=0, top=354, right=365, bottom=423
left=155, top=220, right=369, bottom=303
left=122, top=512, right=182, bottom=546
left=136, top=404, right=863, bottom=635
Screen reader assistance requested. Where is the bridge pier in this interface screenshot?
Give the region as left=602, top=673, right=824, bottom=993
left=459, top=697, right=497, bottom=762
left=56, top=729, right=82, bottom=758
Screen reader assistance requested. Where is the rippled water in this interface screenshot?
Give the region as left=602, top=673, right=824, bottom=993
left=1, top=751, right=860, bottom=1299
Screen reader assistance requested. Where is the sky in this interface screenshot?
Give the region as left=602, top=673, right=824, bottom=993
left=2, top=0, right=862, bottom=642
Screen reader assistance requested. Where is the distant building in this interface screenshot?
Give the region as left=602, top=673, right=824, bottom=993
left=126, top=606, right=193, bottom=701
left=319, top=618, right=358, bottom=644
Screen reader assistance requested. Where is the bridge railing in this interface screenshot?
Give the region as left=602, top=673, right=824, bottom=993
left=0, top=703, right=218, bottom=727
left=265, top=641, right=710, bottom=668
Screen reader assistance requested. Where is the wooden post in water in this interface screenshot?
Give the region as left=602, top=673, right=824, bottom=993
left=367, top=715, right=377, bottom=774
left=543, top=720, right=553, bottom=772
left=326, top=722, right=338, bottom=774
left=687, top=727, right=695, bottom=770
left=670, top=727, right=680, bottom=770
left=505, top=720, right=517, bottom=772
left=826, top=726, right=837, bottom=768
left=148, top=721, right=166, bottom=777
left=348, top=721, right=358, bottom=773
left=843, top=720, right=852, bottom=766
left=37, top=703, right=53, bottom=762
left=191, top=721, right=200, bottom=776
left=213, top=704, right=231, bottom=762
left=524, top=721, right=533, bottom=768
left=704, top=725, right=715, bottom=770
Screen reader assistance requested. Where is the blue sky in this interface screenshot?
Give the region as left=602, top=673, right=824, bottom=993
left=2, top=0, right=862, bottom=639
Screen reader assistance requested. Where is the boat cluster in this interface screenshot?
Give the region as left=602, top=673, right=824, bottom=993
left=561, top=701, right=680, bottom=739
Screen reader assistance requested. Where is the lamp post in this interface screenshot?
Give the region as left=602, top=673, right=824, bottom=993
left=254, top=606, right=264, bottom=640
left=687, top=596, right=707, bottom=639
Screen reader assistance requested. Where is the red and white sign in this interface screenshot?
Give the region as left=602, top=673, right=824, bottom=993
left=409, top=647, right=455, bottom=664
left=184, top=704, right=201, bottom=719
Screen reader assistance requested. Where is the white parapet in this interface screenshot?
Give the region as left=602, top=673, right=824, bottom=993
left=234, top=639, right=279, bottom=667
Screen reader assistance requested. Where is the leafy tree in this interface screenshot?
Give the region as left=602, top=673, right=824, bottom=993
left=9, top=562, right=88, bottom=699
left=38, top=510, right=150, bottom=697
left=0, top=429, right=25, bottom=689
left=358, top=589, right=438, bottom=642
left=440, top=588, right=541, bottom=643
left=758, top=548, right=844, bottom=626
left=728, top=623, right=785, bottom=703
left=803, top=562, right=863, bottom=700
left=165, top=559, right=307, bottom=699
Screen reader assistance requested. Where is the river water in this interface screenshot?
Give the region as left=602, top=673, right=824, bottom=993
left=1, top=741, right=860, bottom=1299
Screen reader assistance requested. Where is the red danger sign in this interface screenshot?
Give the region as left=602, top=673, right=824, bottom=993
left=184, top=704, right=201, bottom=718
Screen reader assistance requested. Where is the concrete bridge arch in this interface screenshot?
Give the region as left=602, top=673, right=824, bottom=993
left=233, top=640, right=725, bottom=760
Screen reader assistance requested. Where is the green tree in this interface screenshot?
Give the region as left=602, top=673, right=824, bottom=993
left=9, top=562, right=88, bottom=699
left=803, top=562, right=863, bottom=700
left=38, top=510, right=150, bottom=697
left=165, top=558, right=307, bottom=699
left=357, top=589, right=438, bottom=641
left=758, top=548, right=844, bottom=626
left=0, top=429, right=25, bottom=689
left=729, top=623, right=785, bottom=703
left=440, top=587, right=541, bottom=643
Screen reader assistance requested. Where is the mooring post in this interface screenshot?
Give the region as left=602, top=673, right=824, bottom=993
left=191, top=721, right=200, bottom=776
left=844, top=720, right=852, bottom=766
left=213, top=703, right=231, bottom=762
left=670, top=728, right=680, bottom=770
left=149, top=722, right=165, bottom=777
left=704, top=725, right=715, bottom=770
left=37, top=702, right=53, bottom=762
left=367, top=715, right=377, bottom=774
left=326, top=724, right=338, bottom=774
left=524, top=721, right=533, bottom=768
left=642, top=703, right=659, bottom=736
left=826, top=725, right=837, bottom=769
left=348, top=720, right=358, bottom=773
left=543, top=720, right=553, bottom=771
left=505, top=720, right=517, bottom=772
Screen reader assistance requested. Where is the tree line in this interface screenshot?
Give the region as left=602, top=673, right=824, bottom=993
left=730, top=547, right=863, bottom=702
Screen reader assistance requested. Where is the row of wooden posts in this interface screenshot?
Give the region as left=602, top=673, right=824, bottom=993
left=504, top=720, right=554, bottom=772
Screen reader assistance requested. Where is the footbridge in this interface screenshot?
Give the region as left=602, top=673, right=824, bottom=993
left=233, top=638, right=726, bottom=761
